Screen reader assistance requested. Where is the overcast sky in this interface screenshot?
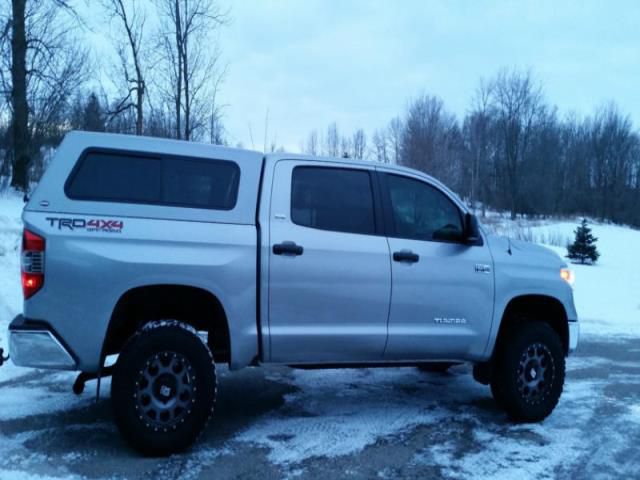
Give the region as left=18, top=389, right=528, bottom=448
left=213, top=0, right=639, bottom=151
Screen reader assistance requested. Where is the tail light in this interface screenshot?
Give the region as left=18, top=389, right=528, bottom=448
left=21, top=229, right=45, bottom=299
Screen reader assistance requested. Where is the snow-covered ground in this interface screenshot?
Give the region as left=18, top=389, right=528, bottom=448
left=0, top=191, right=639, bottom=479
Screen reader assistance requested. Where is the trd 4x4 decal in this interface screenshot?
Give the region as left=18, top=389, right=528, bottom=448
left=46, top=217, right=124, bottom=233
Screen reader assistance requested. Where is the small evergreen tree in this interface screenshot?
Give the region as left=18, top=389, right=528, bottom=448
left=567, top=219, right=600, bottom=264
left=83, top=93, right=106, bottom=133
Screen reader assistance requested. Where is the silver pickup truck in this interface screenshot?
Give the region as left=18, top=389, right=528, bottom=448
left=6, top=131, right=578, bottom=455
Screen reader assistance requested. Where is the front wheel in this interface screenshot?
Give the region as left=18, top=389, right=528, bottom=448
left=491, top=321, right=565, bottom=422
left=111, top=321, right=217, bottom=456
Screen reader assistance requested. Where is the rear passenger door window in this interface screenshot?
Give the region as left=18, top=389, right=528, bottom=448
left=291, top=166, right=376, bottom=235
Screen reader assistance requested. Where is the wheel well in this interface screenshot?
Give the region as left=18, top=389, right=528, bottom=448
left=103, top=285, right=231, bottom=364
left=495, top=295, right=569, bottom=355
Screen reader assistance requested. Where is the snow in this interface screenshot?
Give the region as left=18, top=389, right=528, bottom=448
left=630, top=404, right=640, bottom=424
left=0, top=191, right=25, bottom=384
left=237, top=368, right=456, bottom=463
left=240, top=356, right=640, bottom=478
left=234, top=363, right=621, bottom=478
left=243, top=368, right=572, bottom=469
left=0, top=427, right=83, bottom=480
left=0, top=372, right=91, bottom=421
left=0, top=471, right=77, bottom=480
left=420, top=380, right=597, bottom=480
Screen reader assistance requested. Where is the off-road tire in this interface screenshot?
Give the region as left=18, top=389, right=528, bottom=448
left=111, top=321, right=217, bottom=456
left=491, top=321, right=565, bottom=422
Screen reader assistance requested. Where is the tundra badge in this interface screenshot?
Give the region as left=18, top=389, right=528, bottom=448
left=475, top=264, right=492, bottom=274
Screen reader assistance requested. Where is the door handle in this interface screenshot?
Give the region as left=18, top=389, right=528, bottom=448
left=273, top=241, right=304, bottom=256
left=393, top=250, right=419, bottom=263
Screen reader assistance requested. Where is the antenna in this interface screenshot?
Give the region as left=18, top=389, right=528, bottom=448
left=263, top=108, right=269, bottom=153
left=248, top=122, right=255, bottom=149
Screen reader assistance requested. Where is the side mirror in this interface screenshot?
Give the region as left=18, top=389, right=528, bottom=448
left=464, top=213, right=482, bottom=245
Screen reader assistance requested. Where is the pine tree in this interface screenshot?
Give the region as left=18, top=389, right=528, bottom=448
left=567, top=219, right=600, bottom=264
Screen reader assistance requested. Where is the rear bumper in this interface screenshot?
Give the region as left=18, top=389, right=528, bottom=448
left=9, top=315, right=77, bottom=370
left=568, top=320, right=579, bottom=353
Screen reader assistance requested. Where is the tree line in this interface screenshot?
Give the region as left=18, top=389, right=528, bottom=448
left=301, top=69, right=640, bottom=227
left=0, top=0, right=228, bottom=191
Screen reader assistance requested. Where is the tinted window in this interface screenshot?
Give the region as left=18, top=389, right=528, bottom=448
left=291, top=167, right=376, bottom=235
left=66, top=150, right=240, bottom=210
left=164, top=158, right=239, bottom=209
left=66, top=152, right=161, bottom=203
left=385, top=174, right=463, bottom=242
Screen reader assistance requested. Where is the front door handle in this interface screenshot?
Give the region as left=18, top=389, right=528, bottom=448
left=393, top=250, right=419, bottom=263
left=273, top=241, right=304, bottom=256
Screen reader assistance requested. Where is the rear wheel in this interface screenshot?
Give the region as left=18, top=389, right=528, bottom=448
left=111, top=321, right=217, bottom=456
left=491, top=321, right=565, bottom=422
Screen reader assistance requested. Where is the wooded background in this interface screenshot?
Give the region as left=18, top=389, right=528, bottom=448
left=1, top=0, right=639, bottom=228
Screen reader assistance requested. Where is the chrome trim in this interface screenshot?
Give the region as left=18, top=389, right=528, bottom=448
left=568, top=321, right=579, bottom=353
left=9, top=330, right=77, bottom=370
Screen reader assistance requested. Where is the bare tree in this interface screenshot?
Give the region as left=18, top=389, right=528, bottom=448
left=208, top=104, right=225, bottom=145
left=325, top=122, right=339, bottom=157
left=387, top=116, right=402, bottom=164
left=352, top=128, right=366, bottom=159
left=208, top=78, right=225, bottom=144
left=490, top=68, right=545, bottom=219
left=340, top=134, right=351, bottom=158
left=6, top=0, right=28, bottom=189
left=400, top=94, right=460, bottom=186
left=1, top=0, right=87, bottom=189
left=103, top=0, right=146, bottom=135
left=144, top=97, right=175, bottom=138
left=589, top=103, right=636, bottom=221
left=305, top=129, right=319, bottom=155
left=372, top=128, right=388, bottom=163
left=155, top=0, right=228, bottom=141
left=464, top=79, right=494, bottom=214
left=557, top=113, right=591, bottom=213
left=0, top=8, right=10, bottom=180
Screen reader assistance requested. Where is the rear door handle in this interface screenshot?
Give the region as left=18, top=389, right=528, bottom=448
left=393, top=250, right=419, bottom=263
left=273, top=241, right=304, bottom=256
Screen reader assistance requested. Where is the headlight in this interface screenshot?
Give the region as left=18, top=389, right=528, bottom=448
left=560, top=268, right=575, bottom=287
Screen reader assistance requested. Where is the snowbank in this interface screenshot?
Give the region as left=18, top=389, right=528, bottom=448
left=0, top=191, right=24, bottom=382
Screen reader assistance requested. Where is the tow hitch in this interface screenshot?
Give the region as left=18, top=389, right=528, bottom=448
left=0, top=347, right=9, bottom=367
